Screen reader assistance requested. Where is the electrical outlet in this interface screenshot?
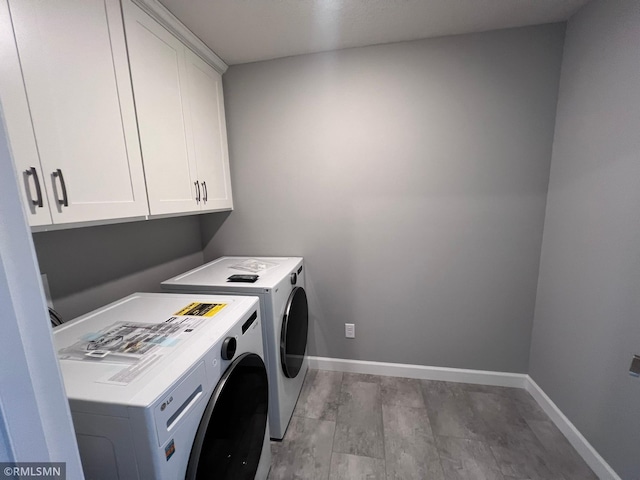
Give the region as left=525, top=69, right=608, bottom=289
left=345, top=323, right=355, bottom=339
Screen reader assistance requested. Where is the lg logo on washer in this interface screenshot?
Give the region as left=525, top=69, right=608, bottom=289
left=160, top=395, right=174, bottom=412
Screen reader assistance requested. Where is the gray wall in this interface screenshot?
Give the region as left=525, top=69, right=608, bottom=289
left=33, top=216, right=204, bottom=320
left=529, top=1, right=640, bottom=478
left=201, top=24, right=566, bottom=373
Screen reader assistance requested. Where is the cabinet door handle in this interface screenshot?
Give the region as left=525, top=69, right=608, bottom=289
left=194, top=180, right=201, bottom=202
left=202, top=181, right=207, bottom=202
left=26, top=167, right=43, bottom=207
left=53, top=169, right=69, bottom=207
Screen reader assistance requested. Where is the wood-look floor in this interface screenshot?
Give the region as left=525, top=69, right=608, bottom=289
left=267, top=369, right=598, bottom=480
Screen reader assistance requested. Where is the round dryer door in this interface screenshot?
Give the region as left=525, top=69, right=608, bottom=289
left=186, top=353, right=268, bottom=480
left=280, top=286, right=309, bottom=378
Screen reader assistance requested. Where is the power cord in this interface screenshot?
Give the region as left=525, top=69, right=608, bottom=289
left=49, top=307, right=64, bottom=327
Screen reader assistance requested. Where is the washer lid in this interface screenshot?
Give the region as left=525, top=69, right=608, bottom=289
left=162, top=256, right=303, bottom=292
left=52, top=292, right=259, bottom=409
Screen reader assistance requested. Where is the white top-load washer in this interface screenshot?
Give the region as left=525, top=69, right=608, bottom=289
left=53, top=292, right=271, bottom=480
left=162, top=257, right=309, bottom=440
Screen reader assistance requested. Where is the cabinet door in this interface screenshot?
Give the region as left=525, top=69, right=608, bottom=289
left=8, top=0, right=148, bottom=224
left=0, top=0, right=51, bottom=226
left=122, top=1, right=199, bottom=216
left=184, top=49, right=234, bottom=211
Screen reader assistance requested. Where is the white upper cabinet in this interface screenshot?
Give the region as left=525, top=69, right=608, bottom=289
left=184, top=49, right=233, bottom=211
left=4, top=0, right=148, bottom=226
left=123, top=0, right=233, bottom=216
left=0, top=0, right=51, bottom=226
left=122, top=1, right=198, bottom=215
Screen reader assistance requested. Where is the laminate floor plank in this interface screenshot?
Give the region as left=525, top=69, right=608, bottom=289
left=342, top=372, right=381, bottom=385
left=421, top=380, right=486, bottom=441
left=294, top=369, right=343, bottom=421
left=436, top=435, right=505, bottom=480
left=267, top=416, right=335, bottom=480
left=526, top=419, right=599, bottom=480
left=380, top=376, right=425, bottom=408
left=333, top=380, right=385, bottom=459
left=329, top=453, right=386, bottom=480
left=489, top=439, right=565, bottom=480
left=382, top=403, right=444, bottom=480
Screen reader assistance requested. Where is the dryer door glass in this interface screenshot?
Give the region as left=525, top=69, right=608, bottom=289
left=186, top=353, right=268, bottom=480
left=280, top=286, right=309, bottom=378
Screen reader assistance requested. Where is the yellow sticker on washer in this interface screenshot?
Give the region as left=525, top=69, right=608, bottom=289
left=174, top=303, right=227, bottom=317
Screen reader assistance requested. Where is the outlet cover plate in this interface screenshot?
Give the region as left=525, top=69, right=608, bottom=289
left=345, top=323, right=355, bottom=339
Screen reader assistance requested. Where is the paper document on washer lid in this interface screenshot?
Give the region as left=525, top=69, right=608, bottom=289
left=229, top=258, right=279, bottom=273
left=57, top=317, right=204, bottom=363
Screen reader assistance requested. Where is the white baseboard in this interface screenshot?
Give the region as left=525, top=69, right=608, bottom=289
left=307, top=356, right=620, bottom=480
left=307, top=356, right=527, bottom=388
left=524, top=376, right=621, bottom=480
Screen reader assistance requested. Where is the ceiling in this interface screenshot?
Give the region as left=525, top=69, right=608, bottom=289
left=159, top=0, right=590, bottom=65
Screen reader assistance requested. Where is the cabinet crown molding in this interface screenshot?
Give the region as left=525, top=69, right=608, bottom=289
left=129, top=0, right=228, bottom=74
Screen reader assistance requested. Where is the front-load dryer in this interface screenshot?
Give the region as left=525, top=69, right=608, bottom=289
left=53, top=292, right=271, bottom=480
left=162, top=257, right=309, bottom=440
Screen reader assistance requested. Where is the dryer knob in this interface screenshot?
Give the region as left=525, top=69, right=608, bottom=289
left=221, top=337, right=237, bottom=360
left=290, top=272, right=297, bottom=285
